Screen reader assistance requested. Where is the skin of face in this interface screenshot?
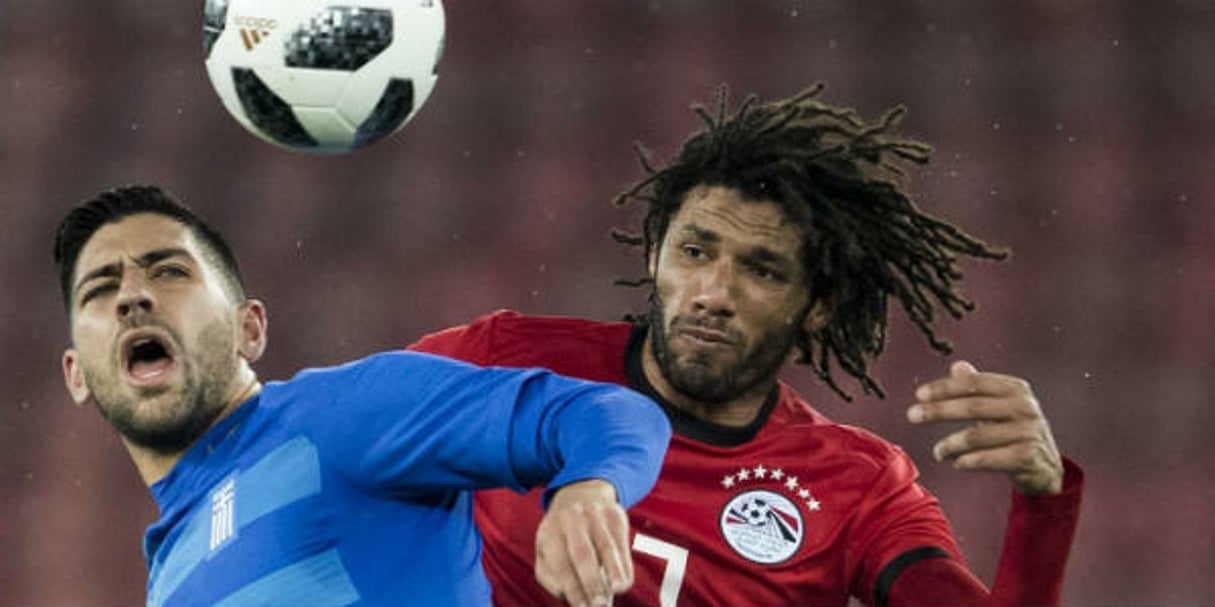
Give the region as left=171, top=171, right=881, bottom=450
left=642, top=185, right=828, bottom=426
left=61, top=213, right=265, bottom=459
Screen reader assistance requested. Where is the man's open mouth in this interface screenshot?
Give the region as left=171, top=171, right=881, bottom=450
left=121, top=331, right=177, bottom=384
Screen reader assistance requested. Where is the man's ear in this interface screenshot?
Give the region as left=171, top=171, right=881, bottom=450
left=62, top=349, right=91, bottom=405
left=803, top=298, right=833, bottom=333
left=647, top=246, right=659, bottom=278
left=237, top=299, right=268, bottom=363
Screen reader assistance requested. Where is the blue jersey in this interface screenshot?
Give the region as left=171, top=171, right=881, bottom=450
left=141, top=351, right=670, bottom=607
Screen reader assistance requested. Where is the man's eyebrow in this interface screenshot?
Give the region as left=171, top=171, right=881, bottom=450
left=74, top=263, right=122, bottom=295
left=744, top=246, right=791, bottom=265
left=680, top=223, right=720, bottom=243
left=73, top=247, right=193, bottom=295
left=681, top=223, right=793, bottom=263
left=137, top=248, right=192, bottom=267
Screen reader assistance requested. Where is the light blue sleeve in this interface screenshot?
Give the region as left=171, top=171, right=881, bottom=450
left=293, top=351, right=670, bottom=505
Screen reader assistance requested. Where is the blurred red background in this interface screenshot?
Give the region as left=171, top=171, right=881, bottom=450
left=1, top=1, right=1212, bottom=604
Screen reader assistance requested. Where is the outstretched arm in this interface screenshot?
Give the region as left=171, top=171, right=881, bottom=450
left=515, top=371, right=670, bottom=607
left=877, top=460, right=1082, bottom=607
left=303, top=351, right=670, bottom=606
left=409, top=316, right=666, bottom=606
left=888, top=360, right=1083, bottom=607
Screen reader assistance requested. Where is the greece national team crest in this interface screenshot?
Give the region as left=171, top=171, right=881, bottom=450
left=717, top=464, right=820, bottom=564
left=208, top=475, right=238, bottom=554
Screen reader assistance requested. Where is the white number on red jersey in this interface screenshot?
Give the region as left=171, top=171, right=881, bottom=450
left=632, top=533, right=689, bottom=607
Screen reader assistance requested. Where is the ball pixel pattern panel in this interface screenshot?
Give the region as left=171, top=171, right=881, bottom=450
left=285, top=7, right=393, bottom=71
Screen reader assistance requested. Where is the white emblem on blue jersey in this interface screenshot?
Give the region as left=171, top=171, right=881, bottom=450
left=209, top=476, right=237, bottom=553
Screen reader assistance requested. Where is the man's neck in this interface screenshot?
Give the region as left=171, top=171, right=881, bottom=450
left=640, top=333, right=771, bottom=428
left=126, top=442, right=184, bottom=487
left=127, top=376, right=262, bottom=486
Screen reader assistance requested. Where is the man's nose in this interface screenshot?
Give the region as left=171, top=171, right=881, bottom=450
left=691, top=260, right=735, bottom=316
left=115, top=275, right=154, bottom=318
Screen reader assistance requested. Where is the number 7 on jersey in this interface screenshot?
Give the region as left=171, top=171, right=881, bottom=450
left=632, top=533, right=689, bottom=607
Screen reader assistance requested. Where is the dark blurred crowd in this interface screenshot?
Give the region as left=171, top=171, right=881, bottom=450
left=1, top=2, right=1212, bottom=604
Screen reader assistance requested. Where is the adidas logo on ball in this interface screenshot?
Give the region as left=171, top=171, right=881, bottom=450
left=231, top=15, right=278, bottom=51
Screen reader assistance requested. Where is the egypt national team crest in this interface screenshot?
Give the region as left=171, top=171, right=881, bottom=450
left=717, top=464, right=821, bottom=564
left=720, top=490, right=803, bottom=563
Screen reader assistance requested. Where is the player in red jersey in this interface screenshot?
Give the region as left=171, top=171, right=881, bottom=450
left=411, top=85, right=1082, bottom=607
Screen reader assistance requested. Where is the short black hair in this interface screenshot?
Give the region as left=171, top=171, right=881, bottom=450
left=614, top=84, right=1008, bottom=401
left=54, top=184, right=246, bottom=312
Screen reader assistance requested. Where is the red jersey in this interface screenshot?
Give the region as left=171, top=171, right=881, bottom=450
left=410, top=310, right=1082, bottom=607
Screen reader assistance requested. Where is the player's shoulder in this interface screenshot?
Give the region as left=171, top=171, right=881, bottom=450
left=419, top=309, right=634, bottom=380
left=476, top=309, right=630, bottom=337
left=275, top=350, right=452, bottom=392
left=464, top=309, right=632, bottom=354
left=771, top=384, right=909, bottom=472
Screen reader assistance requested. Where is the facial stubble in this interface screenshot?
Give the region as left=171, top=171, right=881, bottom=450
left=647, top=292, right=800, bottom=405
left=83, top=317, right=241, bottom=454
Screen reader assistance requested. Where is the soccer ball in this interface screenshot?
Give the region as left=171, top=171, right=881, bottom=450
left=202, top=0, right=444, bottom=154
left=738, top=497, right=771, bottom=526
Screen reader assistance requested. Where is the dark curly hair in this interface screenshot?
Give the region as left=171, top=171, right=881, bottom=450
left=613, top=84, right=1008, bottom=401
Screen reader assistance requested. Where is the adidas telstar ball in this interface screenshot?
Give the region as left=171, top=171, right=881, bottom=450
left=203, top=0, right=444, bottom=153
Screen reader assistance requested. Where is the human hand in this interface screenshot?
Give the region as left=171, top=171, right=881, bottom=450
left=907, top=360, right=1064, bottom=495
left=535, top=479, right=633, bottom=607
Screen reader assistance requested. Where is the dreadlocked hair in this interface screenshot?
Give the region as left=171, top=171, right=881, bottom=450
left=611, top=83, right=1008, bottom=401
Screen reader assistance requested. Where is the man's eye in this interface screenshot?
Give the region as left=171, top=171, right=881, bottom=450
left=154, top=265, right=189, bottom=278
left=682, top=244, right=705, bottom=259
left=752, top=266, right=786, bottom=282
left=81, top=284, right=116, bottom=305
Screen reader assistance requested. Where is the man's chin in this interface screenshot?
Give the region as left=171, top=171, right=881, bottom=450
left=114, top=415, right=207, bottom=454
left=669, top=343, right=737, bottom=369
left=129, top=381, right=175, bottom=397
left=100, top=396, right=208, bottom=453
left=667, top=362, right=735, bottom=403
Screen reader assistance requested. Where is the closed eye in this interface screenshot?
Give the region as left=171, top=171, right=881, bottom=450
left=80, top=283, right=117, bottom=305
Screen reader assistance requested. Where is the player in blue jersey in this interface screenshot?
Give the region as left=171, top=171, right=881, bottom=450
left=53, top=184, right=671, bottom=607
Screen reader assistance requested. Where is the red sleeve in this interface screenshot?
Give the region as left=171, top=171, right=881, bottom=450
left=848, top=446, right=963, bottom=605
left=986, top=457, right=1084, bottom=606
left=885, top=457, right=1084, bottom=607
left=407, top=310, right=510, bottom=365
